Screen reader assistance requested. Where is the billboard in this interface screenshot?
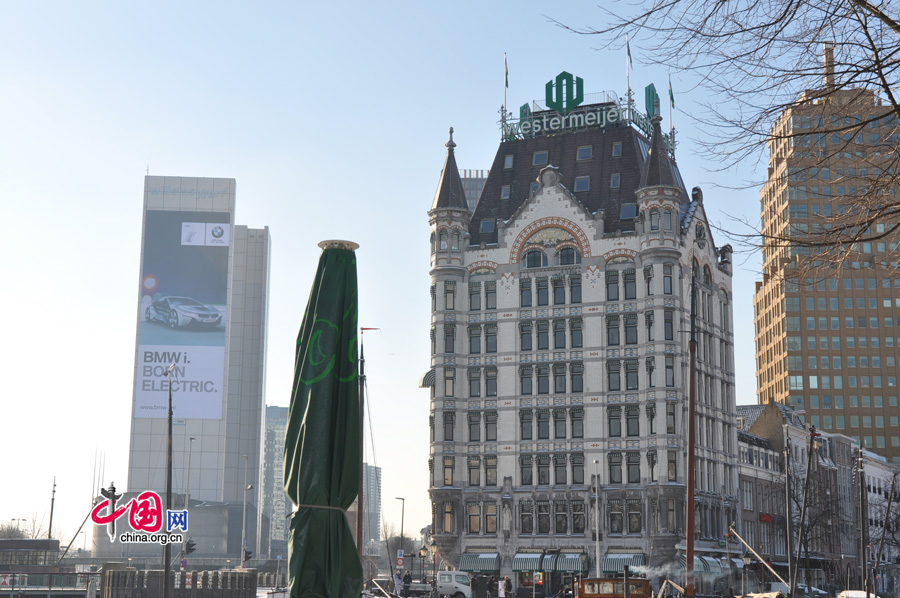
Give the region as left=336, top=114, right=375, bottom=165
left=134, top=210, right=230, bottom=419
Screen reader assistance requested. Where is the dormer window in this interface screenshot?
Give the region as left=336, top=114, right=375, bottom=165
left=610, top=173, right=621, bottom=188
left=574, top=177, right=590, bottom=192
left=504, top=154, right=514, bottom=169
left=501, top=185, right=511, bottom=199
left=577, top=146, right=593, bottom=161
left=612, top=142, right=622, bottom=157
left=530, top=182, right=540, bottom=194
left=480, top=220, right=495, bottom=234
left=620, top=203, right=637, bottom=219
left=533, top=150, right=549, bottom=166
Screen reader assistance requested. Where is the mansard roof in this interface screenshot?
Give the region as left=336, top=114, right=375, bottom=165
left=468, top=106, right=687, bottom=246
left=431, top=128, right=469, bottom=211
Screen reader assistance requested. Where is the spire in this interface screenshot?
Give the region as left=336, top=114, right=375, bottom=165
left=432, top=127, right=469, bottom=211
left=639, top=115, right=679, bottom=188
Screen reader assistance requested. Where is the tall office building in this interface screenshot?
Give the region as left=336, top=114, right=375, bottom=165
left=424, top=73, right=738, bottom=592
left=360, top=463, right=382, bottom=548
left=126, top=176, right=270, bottom=556
left=460, top=169, right=489, bottom=212
left=753, top=47, right=900, bottom=463
left=259, top=406, right=289, bottom=559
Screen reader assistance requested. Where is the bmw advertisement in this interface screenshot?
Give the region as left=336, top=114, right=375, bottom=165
left=134, top=210, right=230, bottom=419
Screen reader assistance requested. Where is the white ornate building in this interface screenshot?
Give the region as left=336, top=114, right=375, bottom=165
left=423, top=83, right=739, bottom=594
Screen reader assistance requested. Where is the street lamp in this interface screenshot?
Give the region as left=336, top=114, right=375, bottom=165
left=10, top=519, right=25, bottom=535
left=163, top=363, right=176, bottom=598
left=396, top=497, right=405, bottom=563
left=241, top=455, right=253, bottom=566
left=593, top=460, right=601, bottom=578
left=419, top=546, right=428, bottom=582
left=429, top=537, right=438, bottom=586
left=183, top=437, right=195, bottom=563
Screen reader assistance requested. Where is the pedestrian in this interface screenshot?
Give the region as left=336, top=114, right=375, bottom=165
left=403, top=570, right=412, bottom=597
left=504, top=576, right=512, bottom=597
left=394, top=571, right=402, bottom=596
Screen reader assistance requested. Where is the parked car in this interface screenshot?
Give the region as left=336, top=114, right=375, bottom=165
left=796, top=584, right=828, bottom=598
left=146, top=296, right=222, bottom=328
left=437, top=571, right=471, bottom=598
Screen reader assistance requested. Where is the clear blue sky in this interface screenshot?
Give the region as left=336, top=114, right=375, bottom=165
left=0, top=1, right=761, bottom=546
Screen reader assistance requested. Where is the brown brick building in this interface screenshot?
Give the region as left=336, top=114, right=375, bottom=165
left=753, top=48, right=900, bottom=465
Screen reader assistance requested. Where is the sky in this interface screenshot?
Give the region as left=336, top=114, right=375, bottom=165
left=0, top=1, right=763, bottom=548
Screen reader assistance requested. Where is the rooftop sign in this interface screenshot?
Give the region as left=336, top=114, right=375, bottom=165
left=500, top=71, right=674, bottom=155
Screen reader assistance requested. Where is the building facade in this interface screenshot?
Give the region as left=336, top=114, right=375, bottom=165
left=753, top=48, right=900, bottom=464
left=460, top=169, right=489, bottom=212
left=424, top=74, right=738, bottom=592
left=259, top=405, right=289, bottom=560
left=123, top=176, right=270, bottom=559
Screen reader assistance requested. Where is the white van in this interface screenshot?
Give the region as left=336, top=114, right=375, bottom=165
left=838, top=591, right=882, bottom=598
left=437, top=571, right=472, bottom=598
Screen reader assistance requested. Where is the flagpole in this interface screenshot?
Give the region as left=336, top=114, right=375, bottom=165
left=503, top=52, right=509, bottom=129
left=626, top=35, right=632, bottom=124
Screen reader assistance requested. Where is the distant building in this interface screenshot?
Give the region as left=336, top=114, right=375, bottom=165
left=259, top=406, right=290, bottom=559
left=361, top=463, right=382, bottom=547
left=460, top=169, right=489, bottom=212
left=119, top=176, right=270, bottom=560
left=754, top=45, right=900, bottom=464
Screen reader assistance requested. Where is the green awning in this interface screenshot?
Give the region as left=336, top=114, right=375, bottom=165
left=541, top=554, right=559, bottom=570
left=602, top=553, right=646, bottom=574
left=458, top=553, right=500, bottom=573
left=512, top=553, right=543, bottom=572
left=679, top=555, right=709, bottom=572
left=556, top=553, right=589, bottom=572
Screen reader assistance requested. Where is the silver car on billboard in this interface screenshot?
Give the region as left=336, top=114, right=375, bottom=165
left=146, top=296, right=222, bottom=328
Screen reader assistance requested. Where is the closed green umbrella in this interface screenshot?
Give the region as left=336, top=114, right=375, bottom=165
left=284, top=240, right=363, bottom=598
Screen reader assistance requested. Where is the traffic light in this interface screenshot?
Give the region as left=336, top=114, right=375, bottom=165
left=185, top=540, right=196, bottom=555
left=243, top=549, right=252, bottom=562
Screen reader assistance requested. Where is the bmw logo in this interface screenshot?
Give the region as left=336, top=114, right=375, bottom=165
left=211, top=226, right=225, bottom=238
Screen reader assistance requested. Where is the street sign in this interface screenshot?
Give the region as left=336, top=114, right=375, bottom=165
left=397, top=549, right=404, bottom=558
left=396, top=557, right=405, bottom=567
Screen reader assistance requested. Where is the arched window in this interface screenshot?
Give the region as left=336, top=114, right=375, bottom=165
left=692, top=258, right=699, bottom=277
left=650, top=210, right=660, bottom=231
left=703, top=265, right=712, bottom=285
left=439, top=230, right=448, bottom=250
left=555, top=247, right=582, bottom=266
left=663, top=209, right=673, bottom=231
left=525, top=250, right=548, bottom=268
left=451, top=231, right=460, bottom=251
left=430, top=232, right=436, bottom=254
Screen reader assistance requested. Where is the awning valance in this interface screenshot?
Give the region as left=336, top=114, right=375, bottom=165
left=458, top=552, right=500, bottom=573
left=512, top=553, right=543, bottom=572
left=556, top=553, right=589, bottom=572
left=602, top=553, right=646, bottom=574
left=419, top=369, right=436, bottom=388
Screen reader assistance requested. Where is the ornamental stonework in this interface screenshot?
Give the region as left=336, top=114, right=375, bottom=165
left=509, top=217, right=591, bottom=264
left=467, top=260, right=498, bottom=274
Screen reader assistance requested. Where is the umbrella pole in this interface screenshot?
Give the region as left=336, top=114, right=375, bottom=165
left=357, top=339, right=366, bottom=560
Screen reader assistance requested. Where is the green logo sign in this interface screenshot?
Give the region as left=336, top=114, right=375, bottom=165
left=545, top=71, right=584, bottom=115
left=645, top=83, right=659, bottom=118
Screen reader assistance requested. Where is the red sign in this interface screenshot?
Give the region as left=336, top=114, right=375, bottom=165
left=396, top=557, right=405, bottom=567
